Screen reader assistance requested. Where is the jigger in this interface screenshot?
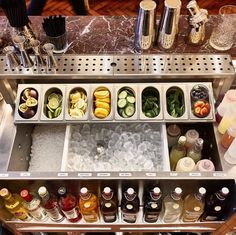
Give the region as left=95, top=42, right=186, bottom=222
left=42, top=43, right=58, bottom=69
left=13, top=35, right=33, bottom=68
left=3, top=46, right=20, bottom=69
left=31, top=40, right=46, bottom=68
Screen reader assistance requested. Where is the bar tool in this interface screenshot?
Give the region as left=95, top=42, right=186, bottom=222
left=3, top=46, right=20, bottom=69
left=13, top=35, right=34, bottom=68
left=134, top=0, right=157, bottom=51
left=31, top=40, right=46, bottom=68
left=187, top=0, right=208, bottom=45
left=43, top=43, right=58, bottom=69
left=158, top=0, right=181, bottom=50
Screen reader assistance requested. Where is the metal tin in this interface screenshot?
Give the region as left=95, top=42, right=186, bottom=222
left=163, top=83, right=189, bottom=120
left=40, top=84, right=66, bottom=122
left=90, top=84, right=114, bottom=121
left=139, top=84, right=163, bottom=121
left=14, top=84, right=42, bottom=123
left=115, top=84, right=138, bottom=121
left=65, top=84, right=90, bottom=121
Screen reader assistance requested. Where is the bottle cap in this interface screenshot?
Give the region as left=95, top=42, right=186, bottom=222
left=199, top=187, right=206, bottom=195
left=178, top=136, right=187, bottom=144
left=153, top=187, right=161, bottom=195
left=103, top=187, right=111, bottom=194
left=175, top=187, right=182, bottom=195
left=127, top=188, right=134, bottom=195
left=227, top=126, right=236, bottom=138
left=176, top=157, right=195, bottom=172
left=221, top=187, right=229, bottom=195
left=38, top=186, right=48, bottom=197
left=167, top=124, right=181, bottom=137
left=196, top=159, right=215, bottom=172
left=196, top=138, right=204, bottom=148
left=0, top=188, right=9, bottom=198
left=20, top=190, right=32, bottom=202
left=186, top=129, right=199, bottom=140
left=80, top=187, right=88, bottom=195
left=58, top=187, right=67, bottom=196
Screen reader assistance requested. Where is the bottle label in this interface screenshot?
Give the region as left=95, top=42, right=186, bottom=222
left=214, top=206, right=222, bottom=211
left=104, top=215, right=116, bottom=221
left=146, top=214, right=158, bottom=220
left=46, top=207, right=63, bottom=221
left=30, top=207, right=47, bottom=221
left=105, top=203, right=112, bottom=208
left=151, top=203, right=158, bottom=209
left=205, top=215, right=217, bottom=221
left=194, top=207, right=201, bottom=212
left=14, top=210, right=30, bottom=220
left=62, top=208, right=78, bottom=220
left=126, top=204, right=133, bottom=210
left=183, top=211, right=202, bottom=221
left=84, top=202, right=91, bottom=208
left=122, top=212, right=136, bottom=222
left=84, top=214, right=97, bottom=220
left=172, top=203, right=179, bottom=209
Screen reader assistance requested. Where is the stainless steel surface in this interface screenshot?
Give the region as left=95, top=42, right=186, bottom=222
left=134, top=0, right=157, bottom=50
left=31, top=40, right=46, bottom=69
left=158, top=0, right=181, bottom=49
left=43, top=43, right=58, bottom=69
left=0, top=79, right=16, bottom=106
left=3, top=46, right=20, bottom=70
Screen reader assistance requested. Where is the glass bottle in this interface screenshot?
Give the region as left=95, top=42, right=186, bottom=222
left=58, top=186, right=81, bottom=223
left=20, top=189, right=48, bottom=221
left=175, top=157, right=196, bottom=172
left=182, top=187, right=206, bottom=222
left=144, top=187, right=162, bottom=223
left=121, top=188, right=140, bottom=223
left=201, top=187, right=229, bottom=221
left=38, top=186, right=64, bottom=222
left=79, top=187, right=99, bottom=223
left=100, top=187, right=118, bottom=223
left=170, top=136, right=187, bottom=170
left=167, top=124, right=181, bottom=148
left=221, top=126, right=236, bottom=149
left=0, top=197, right=14, bottom=220
left=185, top=129, right=199, bottom=149
left=162, top=187, right=183, bottom=223
left=196, top=159, right=215, bottom=172
left=224, top=138, right=236, bottom=165
left=187, top=138, right=204, bottom=163
left=0, top=188, right=31, bottom=221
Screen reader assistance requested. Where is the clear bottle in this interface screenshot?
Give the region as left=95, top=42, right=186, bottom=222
left=187, top=138, right=204, bottom=163
left=201, top=187, right=229, bottom=221
left=0, top=188, right=31, bottom=221
left=100, top=187, right=118, bottom=223
left=121, top=188, right=140, bottom=223
left=221, top=126, right=236, bottom=149
left=79, top=187, right=99, bottom=223
left=196, top=159, right=215, bottom=172
left=182, top=187, right=206, bottom=222
left=58, top=186, right=81, bottom=223
left=0, top=197, right=14, bottom=220
left=20, top=189, right=48, bottom=221
left=167, top=124, right=181, bottom=148
left=38, top=186, right=64, bottom=222
left=162, top=187, right=183, bottom=223
left=185, top=129, right=199, bottom=149
left=170, top=136, right=187, bottom=170
left=224, top=138, right=236, bottom=165
left=144, top=187, right=162, bottom=223
left=175, top=157, right=196, bottom=172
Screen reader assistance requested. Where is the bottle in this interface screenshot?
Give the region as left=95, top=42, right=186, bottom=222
left=215, top=90, right=236, bottom=124
left=182, top=187, right=206, bottom=222
left=79, top=187, right=99, bottom=223
left=20, top=189, right=48, bottom=221
left=100, top=187, right=118, bottom=223
left=201, top=187, right=229, bottom=221
left=185, top=129, right=199, bottom=149
left=121, top=188, right=140, bottom=223
left=196, top=159, right=215, bottom=172
left=170, top=136, right=187, bottom=170
left=58, top=187, right=81, bottom=223
left=38, top=186, right=64, bottom=222
left=0, top=197, right=14, bottom=220
left=218, top=102, right=236, bottom=134
left=187, top=138, right=204, bottom=163
left=221, top=126, right=236, bottom=149
left=167, top=124, right=181, bottom=148
left=224, top=138, right=236, bottom=165
left=162, top=187, right=183, bottom=223
left=175, top=157, right=196, bottom=172
left=144, top=187, right=162, bottom=223
left=0, top=188, right=31, bottom=221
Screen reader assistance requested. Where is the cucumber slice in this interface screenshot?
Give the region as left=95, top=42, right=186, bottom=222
left=126, top=90, right=134, bottom=97
left=54, top=107, right=62, bottom=118
left=125, top=104, right=135, bottom=117
left=48, top=93, right=59, bottom=102
left=118, top=98, right=127, bottom=108
left=122, top=110, right=129, bottom=118
left=118, top=108, right=124, bottom=116
left=118, top=91, right=127, bottom=99
left=127, top=96, right=135, bottom=104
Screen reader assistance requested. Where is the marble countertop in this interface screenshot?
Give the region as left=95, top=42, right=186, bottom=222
left=0, top=15, right=235, bottom=57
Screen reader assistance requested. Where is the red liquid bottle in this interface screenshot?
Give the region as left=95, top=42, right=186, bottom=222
left=58, top=187, right=81, bottom=223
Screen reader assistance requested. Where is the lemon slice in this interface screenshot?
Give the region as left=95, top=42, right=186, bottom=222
left=95, top=101, right=110, bottom=111
left=94, top=107, right=109, bottom=118
left=96, top=97, right=110, bottom=103
left=70, top=109, right=84, bottom=119
left=94, top=90, right=110, bottom=99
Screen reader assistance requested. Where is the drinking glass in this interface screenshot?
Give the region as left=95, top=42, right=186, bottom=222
left=209, top=5, right=236, bottom=51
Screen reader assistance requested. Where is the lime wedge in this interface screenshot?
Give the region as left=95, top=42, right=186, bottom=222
left=54, top=107, right=62, bottom=118
left=48, top=97, right=59, bottom=110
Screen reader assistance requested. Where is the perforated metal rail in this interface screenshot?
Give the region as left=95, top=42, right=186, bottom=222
left=0, top=54, right=234, bottom=77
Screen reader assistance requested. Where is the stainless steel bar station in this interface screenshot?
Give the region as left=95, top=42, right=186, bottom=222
left=0, top=0, right=236, bottom=235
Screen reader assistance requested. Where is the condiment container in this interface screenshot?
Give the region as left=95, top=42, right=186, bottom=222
left=221, top=126, right=236, bottom=149
left=224, top=138, right=236, bottom=165
left=175, top=157, right=196, bottom=172
left=185, top=129, right=199, bottom=149
left=167, top=124, right=181, bottom=148
left=195, top=159, right=215, bottom=172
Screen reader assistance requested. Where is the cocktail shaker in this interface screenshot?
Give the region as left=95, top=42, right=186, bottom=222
left=187, top=0, right=208, bottom=45
left=134, top=0, right=157, bottom=51
left=158, top=0, right=181, bottom=50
